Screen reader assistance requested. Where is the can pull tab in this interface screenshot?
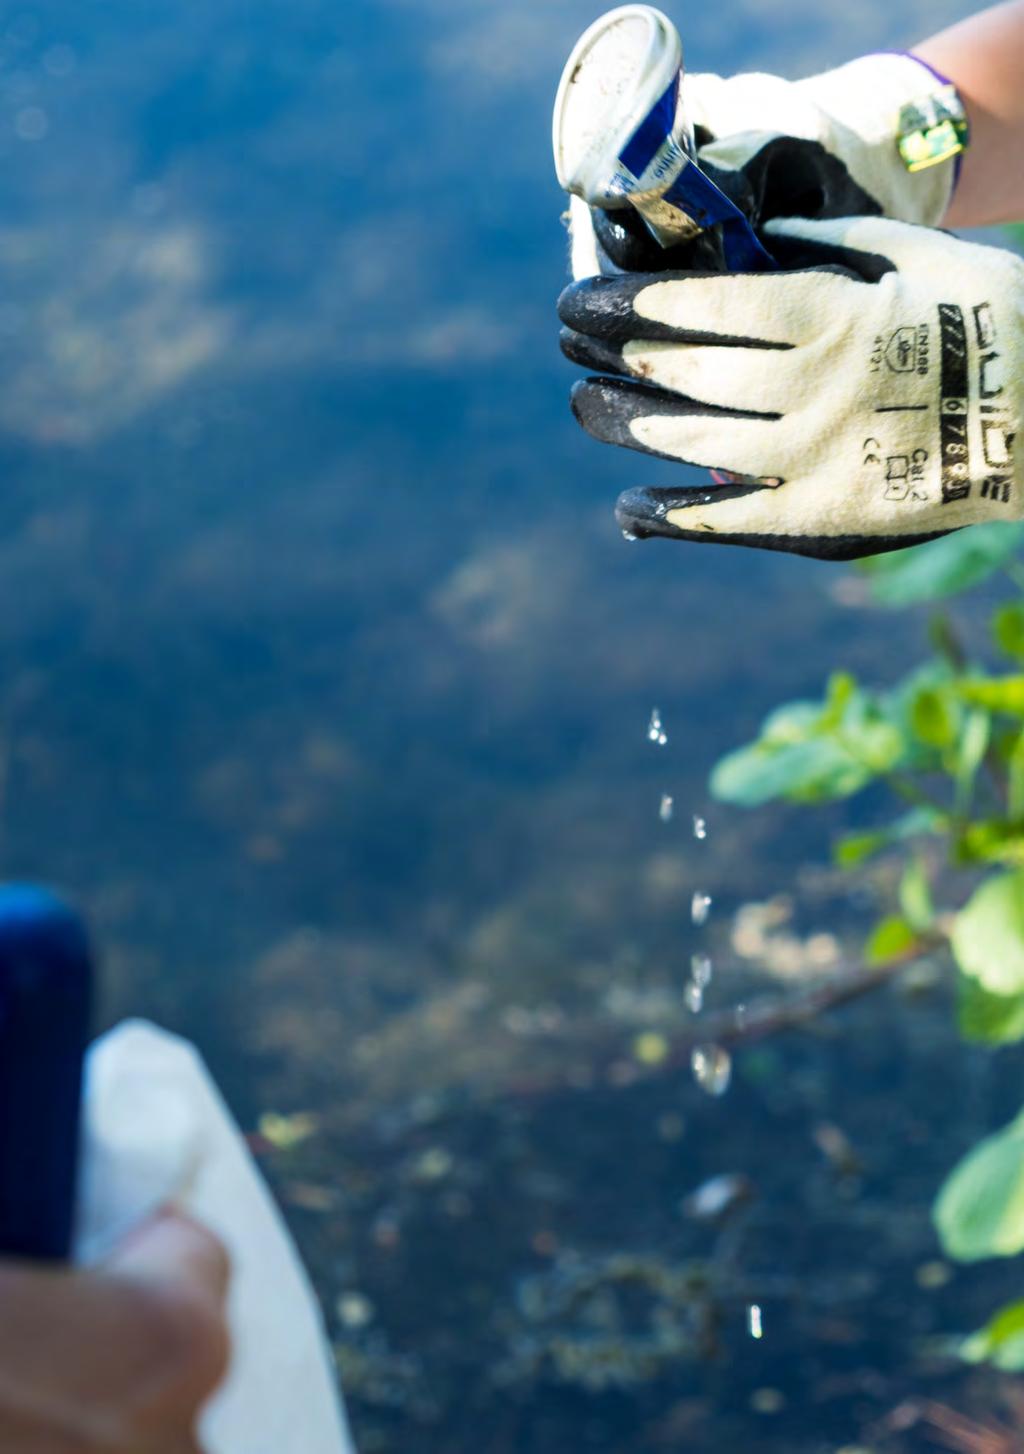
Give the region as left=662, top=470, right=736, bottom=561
left=553, top=4, right=775, bottom=271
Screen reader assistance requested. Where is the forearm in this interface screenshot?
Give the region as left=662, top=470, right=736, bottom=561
left=914, top=1, right=1024, bottom=227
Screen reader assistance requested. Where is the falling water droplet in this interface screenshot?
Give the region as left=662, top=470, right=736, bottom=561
left=647, top=709, right=668, bottom=747
left=622, top=529, right=639, bottom=542
left=691, top=892, right=712, bottom=926
left=691, top=1044, right=732, bottom=1096
left=691, top=953, right=713, bottom=989
left=685, top=981, right=704, bottom=1013
left=748, top=1304, right=764, bottom=1340
left=659, top=794, right=674, bottom=823
left=693, top=815, right=707, bottom=840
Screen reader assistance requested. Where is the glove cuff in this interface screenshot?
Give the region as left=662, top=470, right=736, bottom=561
left=798, top=52, right=966, bottom=227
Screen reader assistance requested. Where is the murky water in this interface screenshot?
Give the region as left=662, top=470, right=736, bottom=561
left=2, top=1, right=1013, bottom=1451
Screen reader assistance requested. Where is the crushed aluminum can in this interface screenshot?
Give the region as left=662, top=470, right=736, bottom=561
left=553, top=4, right=774, bottom=270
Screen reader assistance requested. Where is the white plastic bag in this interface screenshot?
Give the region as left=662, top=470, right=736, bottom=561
left=76, top=1020, right=356, bottom=1454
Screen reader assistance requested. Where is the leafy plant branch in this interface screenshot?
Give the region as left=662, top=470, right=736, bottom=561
left=708, top=519, right=1024, bottom=1371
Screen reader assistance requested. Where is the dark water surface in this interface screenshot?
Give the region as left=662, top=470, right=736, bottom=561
left=3, top=1, right=1018, bottom=1449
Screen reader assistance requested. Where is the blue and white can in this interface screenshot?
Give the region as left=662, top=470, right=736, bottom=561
left=553, top=5, right=774, bottom=271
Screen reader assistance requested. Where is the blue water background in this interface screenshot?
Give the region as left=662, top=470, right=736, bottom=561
left=2, top=2, right=1017, bottom=1450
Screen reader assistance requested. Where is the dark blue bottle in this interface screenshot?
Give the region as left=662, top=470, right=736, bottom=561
left=0, top=887, right=92, bottom=1261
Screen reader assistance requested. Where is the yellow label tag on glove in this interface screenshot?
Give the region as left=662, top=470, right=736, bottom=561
left=897, top=84, right=969, bottom=172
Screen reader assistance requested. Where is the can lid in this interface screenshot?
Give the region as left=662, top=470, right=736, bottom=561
left=553, top=5, right=682, bottom=207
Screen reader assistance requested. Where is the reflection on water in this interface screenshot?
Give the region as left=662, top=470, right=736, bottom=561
left=1, top=0, right=1011, bottom=1449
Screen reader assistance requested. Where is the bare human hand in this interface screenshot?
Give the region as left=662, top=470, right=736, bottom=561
left=0, top=1208, right=230, bottom=1453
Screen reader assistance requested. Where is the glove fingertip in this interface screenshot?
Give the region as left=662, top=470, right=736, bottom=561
left=560, top=327, right=628, bottom=377
left=557, top=275, right=646, bottom=341
left=615, top=486, right=674, bottom=540
left=570, top=376, right=646, bottom=450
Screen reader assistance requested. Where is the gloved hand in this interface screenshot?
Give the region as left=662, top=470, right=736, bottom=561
left=688, top=52, right=965, bottom=227
left=576, top=52, right=966, bottom=278
left=559, top=215, right=1023, bottom=559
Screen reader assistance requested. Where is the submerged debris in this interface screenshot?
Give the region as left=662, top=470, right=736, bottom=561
left=633, top=1031, right=670, bottom=1067
left=813, top=1122, right=863, bottom=1181
left=731, top=898, right=840, bottom=981
left=257, top=1110, right=319, bottom=1151
left=337, top=1291, right=376, bottom=1330
left=497, top=1252, right=718, bottom=1391
left=750, top=1387, right=786, bottom=1415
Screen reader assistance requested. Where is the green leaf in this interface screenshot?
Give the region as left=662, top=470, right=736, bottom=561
left=958, top=677, right=1024, bottom=716
left=819, top=670, right=858, bottom=730
left=935, top=1110, right=1024, bottom=1261
left=882, top=661, right=960, bottom=772
left=994, top=604, right=1024, bottom=662
left=1009, top=731, right=1024, bottom=819
left=956, top=709, right=992, bottom=813
left=899, top=859, right=934, bottom=931
left=952, top=871, right=1024, bottom=995
left=712, top=699, right=876, bottom=807
left=834, top=807, right=945, bottom=870
left=760, top=700, right=826, bottom=745
left=958, top=975, right=1024, bottom=1045
left=711, top=735, right=871, bottom=807
left=858, top=524, right=1024, bottom=606
left=850, top=718, right=905, bottom=774
left=955, top=820, right=1024, bottom=867
left=711, top=681, right=908, bottom=808
left=962, top=1300, right=1024, bottom=1371
left=835, top=831, right=890, bottom=869
left=865, top=915, right=917, bottom=966
left=910, top=685, right=958, bottom=748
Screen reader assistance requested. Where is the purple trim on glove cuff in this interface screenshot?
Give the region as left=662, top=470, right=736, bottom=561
left=877, top=48, right=954, bottom=89
left=873, top=50, right=966, bottom=189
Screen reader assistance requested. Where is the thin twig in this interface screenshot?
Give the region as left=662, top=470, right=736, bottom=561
left=920, top=1397, right=1021, bottom=1454
left=637, top=933, right=944, bottom=1077
left=505, top=933, right=947, bottom=1100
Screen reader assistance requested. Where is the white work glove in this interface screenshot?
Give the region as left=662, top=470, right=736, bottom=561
left=689, top=52, right=965, bottom=228
left=559, top=215, right=1024, bottom=559
left=577, top=52, right=966, bottom=278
